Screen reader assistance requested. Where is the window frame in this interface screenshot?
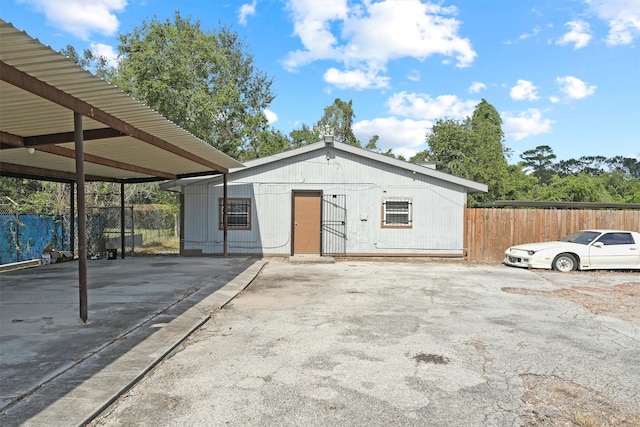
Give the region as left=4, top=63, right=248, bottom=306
left=595, top=232, right=634, bottom=246
left=381, top=198, right=413, bottom=229
left=218, top=198, right=252, bottom=231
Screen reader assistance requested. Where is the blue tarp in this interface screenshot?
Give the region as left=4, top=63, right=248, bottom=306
left=0, top=214, right=65, bottom=264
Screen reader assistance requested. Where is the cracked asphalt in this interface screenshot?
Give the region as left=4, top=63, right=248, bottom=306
left=92, top=260, right=640, bottom=426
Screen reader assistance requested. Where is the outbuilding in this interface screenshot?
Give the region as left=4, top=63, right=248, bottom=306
left=162, top=138, right=487, bottom=258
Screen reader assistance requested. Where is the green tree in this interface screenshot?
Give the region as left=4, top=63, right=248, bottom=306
left=520, top=145, right=556, bottom=185
left=501, top=164, right=539, bottom=201
left=289, top=124, right=320, bottom=147
left=538, top=174, right=612, bottom=202
left=315, top=98, right=359, bottom=146
left=606, top=156, right=640, bottom=179
left=60, top=45, right=114, bottom=80
left=469, top=99, right=510, bottom=202
left=552, top=158, right=583, bottom=177
left=113, top=12, right=275, bottom=158
left=423, top=118, right=473, bottom=176
left=365, top=135, right=380, bottom=152
left=419, top=99, right=509, bottom=205
left=245, top=128, right=294, bottom=160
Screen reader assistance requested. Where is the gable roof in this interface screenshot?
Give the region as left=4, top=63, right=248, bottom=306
left=161, top=140, right=488, bottom=193
left=0, top=20, right=243, bottom=183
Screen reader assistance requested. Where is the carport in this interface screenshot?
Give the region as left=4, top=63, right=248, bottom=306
left=0, top=20, right=243, bottom=321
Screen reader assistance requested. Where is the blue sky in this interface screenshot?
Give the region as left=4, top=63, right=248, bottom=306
left=2, top=0, right=639, bottom=162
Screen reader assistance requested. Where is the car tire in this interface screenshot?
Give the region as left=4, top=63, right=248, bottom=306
left=552, top=253, right=578, bottom=272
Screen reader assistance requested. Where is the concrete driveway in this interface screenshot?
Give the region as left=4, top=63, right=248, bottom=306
left=90, top=260, right=640, bottom=426
left=0, top=256, right=265, bottom=426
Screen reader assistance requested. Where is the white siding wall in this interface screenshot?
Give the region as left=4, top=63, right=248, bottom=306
left=182, top=147, right=468, bottom=255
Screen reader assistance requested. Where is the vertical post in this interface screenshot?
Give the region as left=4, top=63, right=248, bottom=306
left=130, top=206, right=135, bottom=255
left=74, top=112, right=88, bottom=323
left=70, top=181, right=75, bottom=256
left=223, top=173, right=228, bottom=257
left=179, top=193, right=185, bottom=255
left=120, top=181, right=125, bottom=259
left=15, top=211, right=20, bottom=263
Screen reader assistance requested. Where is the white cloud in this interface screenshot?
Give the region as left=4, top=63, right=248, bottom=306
left=557, top=20, right=592, bottom=49
left=323, top=67, right=390, bottom=90
left=469, top=81, right=486, bottom=94
left=264, top=109, right=278, bottom=124
left=353, top=117, right=432, bottom=158
left=510, top=80, right=540, bottom=101
left=519, top=26, right=541, bottom=41
left=586, top=0, right=640, bottom=45
left=90, top=43, right=118, bottom=68
left=502, top=109, right=554, bottom=141
left=387, top=92, right=477, bottom=120
left=504, top=26, right=541, bottom=45
left=407, top=69, right=421, bottom=82
left=239, top=0, right=257, bottom=26
left=21, top=0, right=126, bottom=40
left=283, top=0, right=476, bottom=89
left=555, top=76, right=597, bottom=100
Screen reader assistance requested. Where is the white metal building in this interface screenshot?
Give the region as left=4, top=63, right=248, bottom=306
left=162, top=139, right=487, bottom=258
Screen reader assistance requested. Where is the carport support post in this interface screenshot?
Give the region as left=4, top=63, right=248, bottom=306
left=74, top=112, right=88, bottom=323
left=70, top=181, right=75, bottom=256
left=120, top=181, right=125, bottom=259
left=223, top=173, right=228, bottom=257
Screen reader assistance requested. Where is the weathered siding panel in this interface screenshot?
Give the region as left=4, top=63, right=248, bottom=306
left=185, top=147, right=470, bottom=255
left=182, top=182, right=210, bottom=254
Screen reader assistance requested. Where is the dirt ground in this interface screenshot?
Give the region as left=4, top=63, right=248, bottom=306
left=504, top=276, right=640, bottom=426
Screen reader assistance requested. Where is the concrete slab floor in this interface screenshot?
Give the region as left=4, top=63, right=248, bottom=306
left=0, top=256, right=266, bottom=426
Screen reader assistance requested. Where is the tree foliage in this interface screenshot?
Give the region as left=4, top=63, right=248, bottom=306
left=417, top=99, right=510, bottom=205
left=315, top=98, right=359, bottom=146
left=113, top=12, right=275, bottom=159
left=60, top=45, right=114, bottom=80
left=520, top=145, right=556, bottom=185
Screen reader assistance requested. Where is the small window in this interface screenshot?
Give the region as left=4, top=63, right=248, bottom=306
left=595, top=232, right=634, bottom=245
left=382, top=198, right=412, bottom=228
left=218, top=198, right=251, bottom=230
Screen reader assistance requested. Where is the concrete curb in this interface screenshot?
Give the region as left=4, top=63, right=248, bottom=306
left=20, top=259, right=267, bottom=427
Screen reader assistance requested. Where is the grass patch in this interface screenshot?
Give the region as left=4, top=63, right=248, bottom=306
left=135, top=236, right=179, bottom=256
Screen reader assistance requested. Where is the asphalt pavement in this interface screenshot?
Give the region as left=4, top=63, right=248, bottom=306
left=87, top=260, right=640, bottom=426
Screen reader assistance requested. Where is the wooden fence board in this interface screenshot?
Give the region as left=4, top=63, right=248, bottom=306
left=464, top=208, right=640, bottom=263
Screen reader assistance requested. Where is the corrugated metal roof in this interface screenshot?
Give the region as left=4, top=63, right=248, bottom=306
left=0, top=20, right=243, bottom=182
left=161, top=140, right=489, bottom=193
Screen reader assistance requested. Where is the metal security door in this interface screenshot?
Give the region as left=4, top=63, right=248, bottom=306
left=322, top=194, right=346, bottom=256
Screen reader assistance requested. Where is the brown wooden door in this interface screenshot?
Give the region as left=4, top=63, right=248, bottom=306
left=293, top=191, right=321, bottom=254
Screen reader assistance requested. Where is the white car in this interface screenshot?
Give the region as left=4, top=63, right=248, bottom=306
left=504, top=229, right=640, bottom=272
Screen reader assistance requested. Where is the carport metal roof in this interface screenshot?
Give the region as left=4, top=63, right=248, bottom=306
left=0, top=20, right=243, bottom=182
left=0, top=20, right=242, bottom=323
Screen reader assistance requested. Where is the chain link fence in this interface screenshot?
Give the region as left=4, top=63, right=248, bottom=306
left=0, top=203, right=178, bottom=264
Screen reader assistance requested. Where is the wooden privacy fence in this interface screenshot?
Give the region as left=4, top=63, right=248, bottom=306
left=464, top=208, right=640, bottom=263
